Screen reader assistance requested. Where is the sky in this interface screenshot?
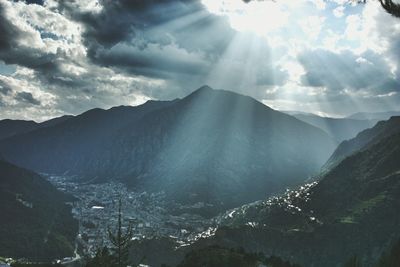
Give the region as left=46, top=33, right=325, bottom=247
left=0, top=0, right=399, bottom=121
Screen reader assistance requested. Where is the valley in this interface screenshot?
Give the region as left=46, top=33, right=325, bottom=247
left=47, top=175, right=215, bottom=258
left=0, top=88, right=399, bottom=267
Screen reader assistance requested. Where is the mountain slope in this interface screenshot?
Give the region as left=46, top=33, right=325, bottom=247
left=0, top=115, right=73, bottom=141
left=113, top=87, right=337, bottom=209
left=0, top=86, right=336, bottom=213
left=202, top=118, right=400, bottom=266
left=292, top=113, right=376, bottom=142
left=0, top=99, right=176, bottom=177
left=0, top=119, right=38, bottom=140
left=0, top=160, right=78, bottom=261
left=324, top=116, right=400, bottom=169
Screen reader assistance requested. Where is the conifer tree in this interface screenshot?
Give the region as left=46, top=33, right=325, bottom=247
left=379, top=0, right=400, bottom=18
left=108, top=199, right=133, bottom=267
left=344, top=255, right=362, bottom=267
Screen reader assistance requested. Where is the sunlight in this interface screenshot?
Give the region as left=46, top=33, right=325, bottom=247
left=201, top=0, right=289, bottom=35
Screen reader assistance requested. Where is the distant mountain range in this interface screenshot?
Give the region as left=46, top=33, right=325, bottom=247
left=347, top=110, right=400, bottom=120
left=0, top=160, right=78, bottom=261
left=284, top=110, right=400, bottom=142
left=324, top=116, right=400, bottom=170
left=0, top=86, right=336, bottom=214
left=189, top=116, right=400, bottom=266
left=289, top=113, right=377, bottom=142
left=0, top=115, right=73, bottom=140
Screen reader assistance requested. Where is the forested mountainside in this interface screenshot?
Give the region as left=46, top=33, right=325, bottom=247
left=0, top=160, right=78, bottom=261
left=182, top=118, right=400, bottom=267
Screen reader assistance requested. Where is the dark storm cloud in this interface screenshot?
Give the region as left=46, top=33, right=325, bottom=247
left=0, top=2, right=59, bottom=71
left=0, top=3, right=19, bottom=50
left=56, top=0, right=235, bottom=83
left=298, top=49, right=400, bottom=93
left=24, top=0, right=44, bottom=5
left=92, top=42, right=210, bottom=79
left=15, top=91, right=41, bottom=105
left=59, top=0, right=202, bottom=48
left=0, top=0, right=235, bottom=97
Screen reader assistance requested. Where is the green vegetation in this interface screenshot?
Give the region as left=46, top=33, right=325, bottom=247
left=340, top=193, right=387, bottom=224
left=343, top=256, right=362, bottom=267
left=85, top=247, right=113, bottom=267
left=342, top=238, right=400, bottom=266
left=11, top=264, right=62, bottom=267
left=177, top=246, right=301, bottom=267
left=0, top=160, right=78, bottom=261
left=375, top=238, right=400, bottom=267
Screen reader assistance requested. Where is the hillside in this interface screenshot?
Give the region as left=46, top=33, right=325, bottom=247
left=0, top=160, right=78, bottom=261
left=195, top=118, right=400, bottom=266
left=324, top=116, right=400, bottom=169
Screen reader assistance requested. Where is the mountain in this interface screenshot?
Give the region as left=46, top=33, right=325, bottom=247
left=38, top=115, right=74, bottom=129
left=192, top=117, right=400, bottom=266
left=324, top=116, right=400, bottom=169
left=0, top=119, right=38, bottom=140
left=0, top=86, right=336, bottom=213
left=0, top=115, right=73, bottom=140
left=0, top=160, right=78, bottom=261
left=291, top=113, right=376, bottom=142
left=347, top=110, right=400, bottom=120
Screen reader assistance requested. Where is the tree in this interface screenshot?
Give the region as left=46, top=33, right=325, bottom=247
left=85, top=247, right=113, bottom=267
left=242, top=0, right=400, bottom=18
left=379, top=0, right=400, bottom=18
left=344, top=255, right=362, bottom=267
left=376, top=238, right=400, bottom=267
left=108, top=199, right=133, bottom=267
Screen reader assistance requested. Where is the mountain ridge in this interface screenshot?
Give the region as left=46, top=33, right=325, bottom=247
left=324, top=116, right=400, bottom=170
left=0, top=86, right=336, bottom=214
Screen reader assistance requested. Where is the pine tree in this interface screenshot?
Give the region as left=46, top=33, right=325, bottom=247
left=379, top=0, right=400, bottom=18
left=108, top=199, right=133, bottom=267
left=344, top=255, right=362, bottom=267
left=85, top=247, right=113, bottom=267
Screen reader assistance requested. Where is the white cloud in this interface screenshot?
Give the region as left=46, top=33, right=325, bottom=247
left=0, top=0, right=399, bottom=120
left=299, top=15, right=326, bottom=40
left=333, top=6, right=345, bottom=17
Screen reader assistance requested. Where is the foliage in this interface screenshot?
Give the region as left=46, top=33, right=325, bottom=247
left=244, top=0, right=400, bottom=18
left=108, top=199, right=133, bottom=267
left=343, top=256, right=362, bottom=267
left=0, top=160, right=78, bottom=261
left=11, top=264, right=62, bottom=267
left=375, top=238, right=400, bottom=267
left=177, top=246, right=301, bottom=267
left=85, top=247, right=113, bottom=267
left=379, top=0, right=400, bottom=17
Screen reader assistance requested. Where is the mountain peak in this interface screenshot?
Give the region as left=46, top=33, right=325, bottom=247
left=197, top=85, right=214, bottom=91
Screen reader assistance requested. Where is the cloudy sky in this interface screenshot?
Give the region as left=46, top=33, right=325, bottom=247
left=0, top=0, right=399, bottom=121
